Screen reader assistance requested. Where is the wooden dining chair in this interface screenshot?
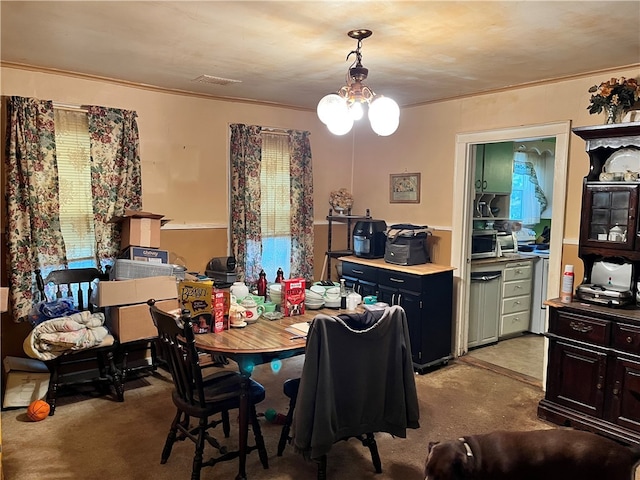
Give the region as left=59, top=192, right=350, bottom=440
left=287, top=306, right=420, bottom=479
left=32, top=267, right=124, bottom=415
left=147, top=299, right=269, bottom=480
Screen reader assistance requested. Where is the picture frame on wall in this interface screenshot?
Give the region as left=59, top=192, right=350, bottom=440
left=389, top=173, right=421, bottom=204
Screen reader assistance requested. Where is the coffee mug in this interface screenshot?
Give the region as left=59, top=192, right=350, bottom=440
left=263, top=301, right=277, bottom=313
left=624, top=171, right=639, bottom=182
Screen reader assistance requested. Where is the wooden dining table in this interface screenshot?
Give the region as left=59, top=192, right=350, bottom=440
left=193, top=308, right=329, bottom=480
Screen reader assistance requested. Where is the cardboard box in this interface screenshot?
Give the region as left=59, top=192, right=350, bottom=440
left=97, top=276, right=178, bottom=307
left=179, top=280, right=213, bottom=334
left=1, top=286, right=8, bottom=313
left=119, top=246, right=169, bottom=264
left=3, top=356, right=50, bottom=408
left=111, top=209, right=170, bottom=249
left=212, top=289, right=225, bottom=333
left=107, top=299, right=179, bottom=343
left=282, top=278, right=305, bottom=316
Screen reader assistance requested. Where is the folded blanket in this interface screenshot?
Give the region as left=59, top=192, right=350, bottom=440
left=23, top=311, right=110, bottom=361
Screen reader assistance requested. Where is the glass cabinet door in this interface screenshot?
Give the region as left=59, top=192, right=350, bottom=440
left=581, top=184, right=638, bottom=250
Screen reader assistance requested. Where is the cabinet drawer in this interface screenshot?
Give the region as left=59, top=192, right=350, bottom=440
left=549, top=310, right=610, bottom=345
left=503, top=279, right=531, bottom=299
left=502, top=294, right=531, bottom=315
left=503, top=263, right=532, bottom=282
left=501, top=310, right=530, bottom=336
left=612, top=322, right=640, bottom=355
left=342, top=262, right=378, bottom=283
left=377, top=270, right=422, bottom=293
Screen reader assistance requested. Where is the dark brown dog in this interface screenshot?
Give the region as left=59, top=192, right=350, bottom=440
left=424, top=429, right=640, bottom=480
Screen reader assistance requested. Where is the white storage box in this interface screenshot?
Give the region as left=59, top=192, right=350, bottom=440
left=110, top=259, right=183, bottom=280
left=3, top=356, right=50, bottom=408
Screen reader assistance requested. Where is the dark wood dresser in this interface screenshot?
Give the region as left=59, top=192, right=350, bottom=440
left=538, top=299, right=640, bottom=444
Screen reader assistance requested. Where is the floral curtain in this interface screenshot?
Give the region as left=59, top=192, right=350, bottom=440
left=87, top=106, right=142, bottom=268
left=5, top=96, right=67, bottom=322
left=229, top=124, right=314, bottom=283
left=229, top=124, right=263, bottom=283
left=288, top=130, right=314, bottom=280
left=4, top=96, right=142, bottom=322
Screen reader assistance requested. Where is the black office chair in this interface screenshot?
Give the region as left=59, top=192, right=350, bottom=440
left=286, top=306, right=420, bottom=479
left=147, top=299, right=269, bottom=480
left=32, top=267, right=124, bottom=415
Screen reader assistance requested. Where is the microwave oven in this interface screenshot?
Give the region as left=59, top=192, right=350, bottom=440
left=471, top=230, right=498, bottom=259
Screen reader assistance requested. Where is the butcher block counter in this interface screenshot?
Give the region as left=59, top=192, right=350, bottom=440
left=338, top=255, right=454, bottom=373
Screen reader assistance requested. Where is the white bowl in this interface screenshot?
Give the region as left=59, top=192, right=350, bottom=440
left=305, top=301, right=325, bottom=310
left=324, top=298, right=341, bottom=308
left=310, top=285, right=326, bottom=296
left=269, top=283, right=282, bottom=293
left=305, top=289, right=324, bottom=301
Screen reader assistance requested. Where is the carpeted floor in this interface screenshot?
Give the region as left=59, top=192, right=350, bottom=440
left=1, top=357, right=560, bottom=480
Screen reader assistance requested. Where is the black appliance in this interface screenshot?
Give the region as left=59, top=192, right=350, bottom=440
left=205, top=256, right=237, bottom=285
left=353, top=220, right=387, bottom=259
left=384, top=224, right=431, bottom=265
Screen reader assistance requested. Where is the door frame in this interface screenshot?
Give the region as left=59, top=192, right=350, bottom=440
left=451, top=121, right=571, bottom=369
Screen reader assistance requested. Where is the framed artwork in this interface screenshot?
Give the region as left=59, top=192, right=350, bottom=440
left=389, top=173, right=421, bottom=203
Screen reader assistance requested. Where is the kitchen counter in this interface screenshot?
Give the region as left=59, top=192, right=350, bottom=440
left=338, top=255, right=455, bottom=276
left=471, top=254, right=537, bottom=266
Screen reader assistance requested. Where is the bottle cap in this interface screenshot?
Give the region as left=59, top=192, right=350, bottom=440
left=564, top=264, right=574, bottom=273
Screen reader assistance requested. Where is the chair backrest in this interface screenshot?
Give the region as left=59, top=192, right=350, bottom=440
left=293, top=305, right=419, bottom=458
left=148, top=299, right=206, bottom=407
left=35, top=267, right=107, bottom=312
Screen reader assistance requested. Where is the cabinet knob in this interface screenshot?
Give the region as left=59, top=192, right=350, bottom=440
left=627, top=336, right=633, bottom=344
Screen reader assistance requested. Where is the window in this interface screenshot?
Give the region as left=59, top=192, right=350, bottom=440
left=53, top=108, right=97, bottom=270
left=260, top=132, right=291, bottom=279
left=509, top=152, right=548, bottom=226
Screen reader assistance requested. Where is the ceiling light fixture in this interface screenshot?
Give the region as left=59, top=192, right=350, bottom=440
left=317, top=29, right=400, bottom=136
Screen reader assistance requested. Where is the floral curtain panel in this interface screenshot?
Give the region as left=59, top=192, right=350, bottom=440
left=229, top=124, right=263, bottom=283
left=4, top=96, right=141, bottom=322
left=229, top=124, right=314, bottom=283
left=88, top=106, right=142, bottom=268
left=5, top=97, right=67, bottom=322
left=288, top=130, right=314, bottom=280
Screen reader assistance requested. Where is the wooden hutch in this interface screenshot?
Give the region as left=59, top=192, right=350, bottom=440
left=538, top=122, right=640, bottom=444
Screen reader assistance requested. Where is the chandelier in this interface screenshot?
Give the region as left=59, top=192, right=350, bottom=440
left=317, top=29, right=400, bottom=136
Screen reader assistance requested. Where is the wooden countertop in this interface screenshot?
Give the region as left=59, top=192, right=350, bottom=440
left=338, top=255, right=455, bottom=276
left=471, top=254, right=536, bottom=266
left=545, top=297, right=640, bottom=323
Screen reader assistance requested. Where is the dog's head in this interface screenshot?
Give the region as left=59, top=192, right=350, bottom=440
left=424, top=440, right=471, bottom=480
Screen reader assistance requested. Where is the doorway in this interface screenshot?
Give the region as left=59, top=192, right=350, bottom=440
left=451, top=122, right=572, bottom=386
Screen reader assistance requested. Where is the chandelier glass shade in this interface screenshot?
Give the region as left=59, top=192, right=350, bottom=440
left=317, top=29, right=400, bottom=136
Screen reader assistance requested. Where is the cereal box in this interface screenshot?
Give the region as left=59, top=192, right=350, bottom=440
left=212, top=288, right=226, bottom=333
left=282, top=278, right=305, bottom=316
left=179, top=280, right=213, bottom=334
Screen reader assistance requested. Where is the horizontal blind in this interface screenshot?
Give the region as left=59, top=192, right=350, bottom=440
left=260, top=133, right=291, bottom=237
left=54, top=108, right=96, bottom=263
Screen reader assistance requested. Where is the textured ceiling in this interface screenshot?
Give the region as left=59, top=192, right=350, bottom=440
left=2, top=1, right=639, bottom=109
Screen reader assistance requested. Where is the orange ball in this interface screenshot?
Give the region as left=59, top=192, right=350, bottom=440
left=27, top=399, right=50, bottom=421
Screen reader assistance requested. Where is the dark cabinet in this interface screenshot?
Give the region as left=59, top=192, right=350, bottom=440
left=574, top=122, right=640, bottom=263
left=340, top=257, right=454, bottom=373
left=538, top=302, right=640, bottom=444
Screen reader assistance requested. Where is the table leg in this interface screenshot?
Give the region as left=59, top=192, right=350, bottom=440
left=235, top=367, right=250, bottom=480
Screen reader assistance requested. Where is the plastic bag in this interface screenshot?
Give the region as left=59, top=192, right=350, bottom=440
left=29, top=297, right=79, bottom=326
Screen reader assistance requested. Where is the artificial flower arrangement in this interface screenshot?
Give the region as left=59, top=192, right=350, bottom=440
left=329, top=188, right=354, bottom=212
left=587, top=77, right=640, bottom=115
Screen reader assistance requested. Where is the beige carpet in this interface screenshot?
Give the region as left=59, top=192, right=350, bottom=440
left=1, top=358, right=561, bottom=480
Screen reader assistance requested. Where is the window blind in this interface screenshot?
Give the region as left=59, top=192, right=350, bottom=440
left=260, top=133, right=291, bottom=237
left=53, top=108, right=96, bottom=263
